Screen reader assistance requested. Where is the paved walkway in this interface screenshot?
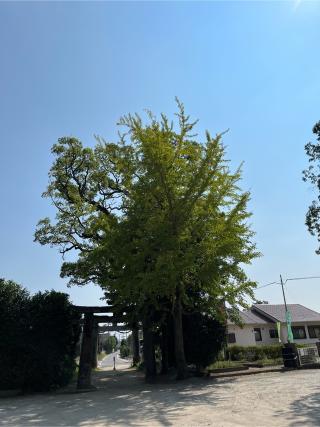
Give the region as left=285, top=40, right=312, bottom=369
left=98, top=351, right=132, bottom=370
left=1, top=368, right=320, bottom=426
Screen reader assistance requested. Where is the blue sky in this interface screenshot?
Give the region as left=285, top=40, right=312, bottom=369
left=1, top=1, right=320, bottom=310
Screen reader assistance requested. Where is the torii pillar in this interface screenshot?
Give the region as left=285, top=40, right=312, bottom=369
left=91, top=320, right=99, bottom=369
left=77, top=313, right=95, bottom=389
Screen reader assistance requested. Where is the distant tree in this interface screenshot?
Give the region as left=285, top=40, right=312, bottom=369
left=119, top=338, right=130, bottom=358
left=303, top=121, right=320, bottom=253
left=103, top=335, right=117, bottom=354
left=126, top=333, right=133, bottom=351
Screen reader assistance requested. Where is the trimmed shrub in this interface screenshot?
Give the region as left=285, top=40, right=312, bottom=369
left=263, top=344, right=283, bottom=359
left=228, top=344, right=282, bottom=361
left=183, top=312, right=226, bottom=369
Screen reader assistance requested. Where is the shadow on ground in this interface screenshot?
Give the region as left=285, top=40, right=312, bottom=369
left=283, top=389, right=320, bottom=427
left=0, top=369, right=235, bottom=426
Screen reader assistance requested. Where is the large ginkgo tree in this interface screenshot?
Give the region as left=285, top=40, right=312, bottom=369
left=35, top=101, right=259, bottom=379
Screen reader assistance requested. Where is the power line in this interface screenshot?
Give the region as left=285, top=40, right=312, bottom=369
left=256, top=275, right=320, bottom=290
left=284, top=276, right=320, bottom=284
left=256, top=281, right=279, bottom=289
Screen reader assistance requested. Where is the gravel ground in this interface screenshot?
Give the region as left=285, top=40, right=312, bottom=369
left=1, top=368, right=320, bottom=426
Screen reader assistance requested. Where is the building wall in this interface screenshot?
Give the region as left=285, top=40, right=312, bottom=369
left=228, top=321, right=320, bottom=346
left=227, top=324, right=256, bottom=346
left=228, top=323, right=280, bottom=346
left=256, top=324, right=281, bottom=345
left=281, top=321, right=320, bottom=345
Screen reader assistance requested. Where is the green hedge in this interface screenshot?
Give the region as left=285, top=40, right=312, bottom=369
left=228, top=344, right=282, bottom=361
left=0, top=279, right=81, bottom=391
left=23, top=291, right=81, bottom=391
left=0, top=280, right=30, bottom=390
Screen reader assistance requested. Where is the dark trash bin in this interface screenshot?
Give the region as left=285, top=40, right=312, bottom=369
left=282, top=343, right=299, bottom=368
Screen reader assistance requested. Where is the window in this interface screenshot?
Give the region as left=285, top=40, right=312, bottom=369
left=269, top=329, right=279, bottom=339
left=292, top=326, right=306, bottom=339
left=227, top=333, right=236, bottom=344
left=308, top=325, right=320, bottom=339
left=254, top=328, right=262, bottom=341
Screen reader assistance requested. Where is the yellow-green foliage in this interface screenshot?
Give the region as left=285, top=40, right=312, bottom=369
left=35, top=101, right=260, bottom=373
left=35, top=101, right=259, bottom=314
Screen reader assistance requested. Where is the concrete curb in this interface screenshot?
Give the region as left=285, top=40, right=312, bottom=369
left=208, top=366, right=249, bottom=374
left=209, top=366, right=284, bottom=379
left=0, top=389, right=22, bottom=398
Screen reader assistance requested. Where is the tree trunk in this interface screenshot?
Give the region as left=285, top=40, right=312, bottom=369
left=132, top=323, right=140, bottom=366
left=160, top=322, right=169, bottom=375
left=173, top=294, right=187, bottom=379
left=142, top=317, right=156, bottom=380
left=167, top=315, right=176, bottom=369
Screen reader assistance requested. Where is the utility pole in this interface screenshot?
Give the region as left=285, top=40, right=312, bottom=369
left=280, top=274, right=288, bottom=312
left=259, top=274, right=320, bottom=344
left=280, top=274, right=293, bottom=343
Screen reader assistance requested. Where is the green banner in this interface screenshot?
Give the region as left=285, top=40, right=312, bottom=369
left=286, top=310, right=294, bottom=342
left=276, top=321, right=281, bottom=342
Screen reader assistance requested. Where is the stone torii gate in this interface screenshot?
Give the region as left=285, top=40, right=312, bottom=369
left=74, top=306, right=140, bottom=390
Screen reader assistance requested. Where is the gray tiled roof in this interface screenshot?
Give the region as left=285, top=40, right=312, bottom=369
left=228, top=304, right=320, bottom=325
left=252, top=304, right=320, bottom=323
left=239, top=310, right=270, bottom=324
left=227, top=309, right=271, bottom=325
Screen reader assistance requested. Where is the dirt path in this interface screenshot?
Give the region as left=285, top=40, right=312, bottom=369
left=1, top=368, right=320, bottom=426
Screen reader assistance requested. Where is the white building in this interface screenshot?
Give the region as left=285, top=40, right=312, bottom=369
left=227, top=304, right=320, bottom=346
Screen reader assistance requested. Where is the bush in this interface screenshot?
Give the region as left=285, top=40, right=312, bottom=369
left=0, top=280, right=81, bottom=391
left=228, top=344, right=282, bottom=361
left=183, top=312, right=226, bottom=369
left=263, top=344, right=283, bottom=359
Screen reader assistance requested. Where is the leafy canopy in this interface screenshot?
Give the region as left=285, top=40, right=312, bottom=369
left=35, top=101, right=259, bottom=315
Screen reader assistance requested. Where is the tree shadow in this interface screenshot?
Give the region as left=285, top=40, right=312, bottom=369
left=0, top=369, right=236, bottom=426
left=282, top=389, right=320, bottom=427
